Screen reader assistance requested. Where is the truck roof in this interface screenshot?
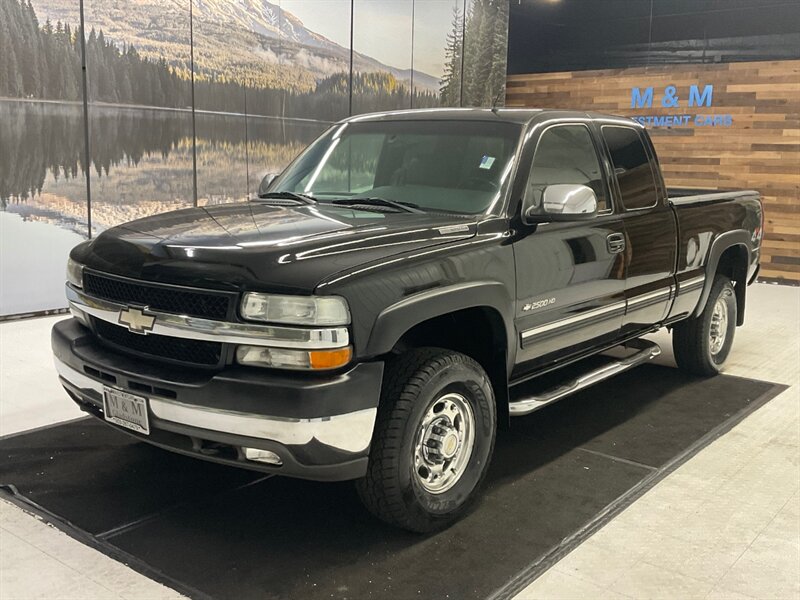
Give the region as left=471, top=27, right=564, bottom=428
left=342, top=108, right=640, bottom=128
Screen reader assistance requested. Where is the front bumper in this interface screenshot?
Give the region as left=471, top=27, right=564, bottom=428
left=52, top=319, right=384, bottom=481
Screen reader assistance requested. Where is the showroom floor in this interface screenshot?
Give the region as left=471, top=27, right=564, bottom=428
left=0, top=282, right=798, bottom=600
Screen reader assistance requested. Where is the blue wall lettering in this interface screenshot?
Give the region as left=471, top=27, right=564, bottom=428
left=629, top=83, right=729, bottom=127
left=688, top=84, right=714, bottom=107
left=631, top=86, right=654, bottom=108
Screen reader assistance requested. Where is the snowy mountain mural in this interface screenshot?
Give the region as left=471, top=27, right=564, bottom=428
left=25, top=0, right=441, bottom=94
left=0, top=0, right=509, bottom=316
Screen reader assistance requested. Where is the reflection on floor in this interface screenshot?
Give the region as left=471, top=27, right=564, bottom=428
left=0, top=282, right=798, bottom=599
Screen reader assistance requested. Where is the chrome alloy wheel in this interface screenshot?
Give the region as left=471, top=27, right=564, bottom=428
left=413, top=392, right=475, bottom=494
left=709, top=294, right=729, bottom=355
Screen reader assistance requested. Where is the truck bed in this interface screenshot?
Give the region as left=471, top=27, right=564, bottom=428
left=668, top=187, right=760, bottom=205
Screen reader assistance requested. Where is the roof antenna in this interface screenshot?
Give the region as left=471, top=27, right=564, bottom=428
left=491, top=86, right=505, bottom=113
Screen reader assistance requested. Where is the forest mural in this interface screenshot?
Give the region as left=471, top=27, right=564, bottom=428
left=0, top=0, right=510, bottom=316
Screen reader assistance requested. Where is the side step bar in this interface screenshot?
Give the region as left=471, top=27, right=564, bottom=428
left=508, top=339, right=662, bottom=417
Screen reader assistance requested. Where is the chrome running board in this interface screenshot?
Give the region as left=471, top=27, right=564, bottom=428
left=508, top=339, right=662, bottom=417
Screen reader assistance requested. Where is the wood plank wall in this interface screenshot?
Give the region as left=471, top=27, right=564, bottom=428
left=506, top=60, right=800, bottom=284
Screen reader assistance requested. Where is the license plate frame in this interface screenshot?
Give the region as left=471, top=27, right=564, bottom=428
left=103, top=387, right=150, bottom=435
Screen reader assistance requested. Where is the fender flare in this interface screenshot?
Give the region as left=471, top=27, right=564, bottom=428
left=694, top=229, right=753, bottom=320
left=364, top=280, right=515, bottom=371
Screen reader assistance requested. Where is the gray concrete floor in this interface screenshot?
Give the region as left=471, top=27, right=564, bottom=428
left=1, top=282, right=798, bottom=599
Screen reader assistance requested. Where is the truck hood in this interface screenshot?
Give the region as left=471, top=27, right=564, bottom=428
left=74, top=202, right=477, bottom=293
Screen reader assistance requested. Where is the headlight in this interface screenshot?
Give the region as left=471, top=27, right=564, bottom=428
left=66, top=257, right=84, bottom=288
left=240, top=293, right=350, bottom=325
left=236, top=345, right=352, bottom=370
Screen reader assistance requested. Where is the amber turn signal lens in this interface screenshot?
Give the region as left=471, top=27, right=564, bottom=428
left=309, top=347, right=352, bottom=370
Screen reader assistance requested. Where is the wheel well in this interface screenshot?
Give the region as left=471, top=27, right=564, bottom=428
left=390, top=307, right=510, bottom=425
left=716, top=244, right=748, bottom=325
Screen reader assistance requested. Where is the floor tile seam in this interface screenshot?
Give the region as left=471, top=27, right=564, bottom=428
left=667, top=448, right=767, bottom=524
left=0, top=493, right=208, bottom=600
left=549, top=547, right=630, bottom=592
left=673, top=398, right=799, bottom=517
left=701, top=585, right=758, bottom=600
left=705, top=508, right=782, bottom=591
left=602, top=554, right=711, bottom=594
left=605, top=403, right=793, bottom=553
left=721, top=425, right=800, bottom=485
left=1, top=517, right=130, bottom=596
left=748, top=492, right=800, bottom=545
left=540, top=556, right=629, bottom=596
left=631, top=557, right=721, bottom=592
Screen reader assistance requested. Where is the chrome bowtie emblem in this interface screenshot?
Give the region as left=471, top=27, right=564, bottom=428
left=118, top=306, right=156, bottom=334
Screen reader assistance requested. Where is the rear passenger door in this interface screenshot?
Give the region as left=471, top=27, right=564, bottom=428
left=513, top=122, right=627, bottom=374
left=600, top=125, right=677, bottom=336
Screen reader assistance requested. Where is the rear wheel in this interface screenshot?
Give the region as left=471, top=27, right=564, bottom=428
left=672, top=274, right=737, bottom=376
left=356, top=348, right=496, bottom=533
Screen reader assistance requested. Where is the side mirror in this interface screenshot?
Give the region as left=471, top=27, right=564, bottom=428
left=524, top=184, right=598, bottom=223
left=257, top=173, right=278, bottom=198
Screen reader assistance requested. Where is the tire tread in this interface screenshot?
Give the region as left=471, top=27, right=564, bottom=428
left=356, top=348, right=494, bottom=532
left=672, top=274, right=735, bottom=376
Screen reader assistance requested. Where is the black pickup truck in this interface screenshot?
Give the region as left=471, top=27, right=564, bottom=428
left=53, top=109, right=763, bottom=532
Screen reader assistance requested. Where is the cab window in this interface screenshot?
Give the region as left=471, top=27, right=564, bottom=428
left=525, top=124, right=609, bottom=212
left=601, top=126, right=659, bottom=210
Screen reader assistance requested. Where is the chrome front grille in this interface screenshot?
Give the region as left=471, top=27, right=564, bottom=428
left=83, top=271, right=233, bottom=321
left=93, top=319, right=224, bottom=367
left=67, top=276, right=350, bottom=369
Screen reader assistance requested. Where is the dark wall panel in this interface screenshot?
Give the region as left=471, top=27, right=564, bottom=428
left=508, top=0, right=800, bottom=75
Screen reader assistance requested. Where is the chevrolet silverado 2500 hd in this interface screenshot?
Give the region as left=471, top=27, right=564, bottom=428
left=53, top=109, right=763, bottom=532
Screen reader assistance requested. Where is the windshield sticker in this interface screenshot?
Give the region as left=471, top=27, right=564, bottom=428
left=479, top=155, right=496, bottom=170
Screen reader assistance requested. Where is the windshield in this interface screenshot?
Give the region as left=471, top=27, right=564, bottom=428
left=269, top=120, right=522, bottom=214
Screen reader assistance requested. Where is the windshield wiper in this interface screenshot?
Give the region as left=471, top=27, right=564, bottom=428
left=256, top=191, right=318, bottom=205
left=329, top=197, right=424, bottom=214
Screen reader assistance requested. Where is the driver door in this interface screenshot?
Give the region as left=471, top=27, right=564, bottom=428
left=512, top=122, right=627, bottom=375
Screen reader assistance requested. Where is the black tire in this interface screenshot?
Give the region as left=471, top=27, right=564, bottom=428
left=672, top=275, right=737, bottom=376
left=356, top=348, right=496, bottom=533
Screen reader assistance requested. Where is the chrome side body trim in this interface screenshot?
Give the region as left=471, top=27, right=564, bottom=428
left=679, top=275, right=705, bottom=291
left=54, top=358, right=376, bottom=453
left=520, top=301, right=626, bottom=341
left=66, top=285, right=349, bottom=349
left=508, top=340, right=661, bottom=416
left=627, top=287, right=673, bottom=308
left=520, top=285, right=679, bottom=343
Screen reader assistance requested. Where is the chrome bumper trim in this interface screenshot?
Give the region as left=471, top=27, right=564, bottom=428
left=66, top=285, right=349, bottom=350
left=55, top=356, right=102, bottom=397
left=54, top=358, right=376, bottom=453
left=148, top=400, right=376, bottom=453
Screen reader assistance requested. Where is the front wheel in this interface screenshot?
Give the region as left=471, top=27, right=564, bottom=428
left=672, top=274, right=737, bottom=376
left=356, top=348, right=496, bottom=533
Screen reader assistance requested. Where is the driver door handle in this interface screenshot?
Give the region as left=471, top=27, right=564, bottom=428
left=607, top=233, right=626, bottom=254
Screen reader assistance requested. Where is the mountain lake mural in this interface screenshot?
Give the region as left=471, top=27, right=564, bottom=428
left=0, top=0, right=510, bottom=316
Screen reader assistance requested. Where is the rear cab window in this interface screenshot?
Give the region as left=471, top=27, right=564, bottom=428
left=601, top=125, right=659, bottom=210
